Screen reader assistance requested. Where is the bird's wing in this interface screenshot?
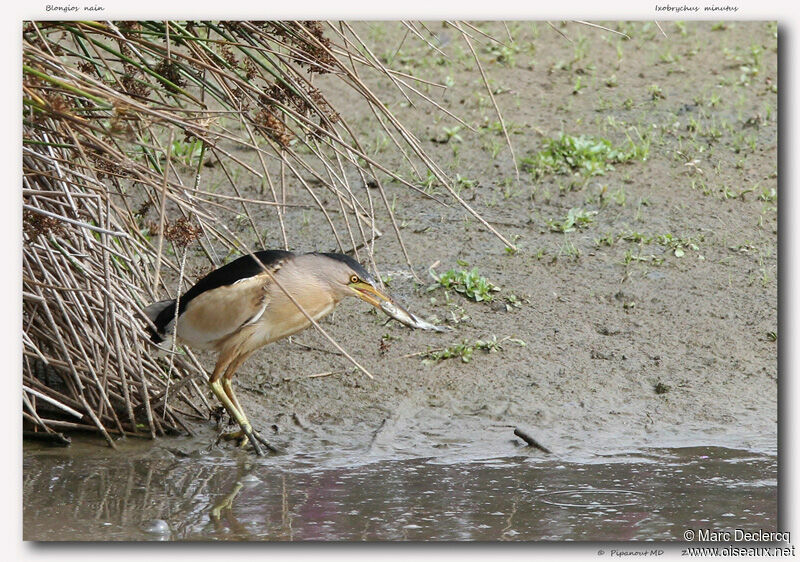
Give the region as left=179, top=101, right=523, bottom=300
left=177, top=250, right=293, bottom=314
left=152, top=250, right=293, bottom=335
left=175, top=272, right=273, bottom=348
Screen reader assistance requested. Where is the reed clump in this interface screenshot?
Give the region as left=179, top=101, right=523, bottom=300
left=22, top=21, right=514, bottom=445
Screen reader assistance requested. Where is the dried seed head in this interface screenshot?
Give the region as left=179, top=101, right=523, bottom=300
left=231, top=86, right=251, bottom=111
left=243, top=57, right=257, bottom=81
left=219, top=45, right=238, bottom=67
left=261, top=21, right=336, bottom=74
left=23, top=209, right=65, bottom=240
left=253, top=108, right=293, bottom=148
left=163, top=217, right=201, bottom=248
left=134, top=200, right=152, bottom=219
left=120, top=71, right=151, bottom=99
left=154, top=59, right=186, bottom=93
left=78, top=61, right=96, bottom=75
left=116, top=21, right=141, bottom=33
left=46, top=94, right=71, bottom=115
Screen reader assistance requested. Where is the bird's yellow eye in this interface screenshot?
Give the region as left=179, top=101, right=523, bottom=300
left=349, top=274, right=359, bottom=284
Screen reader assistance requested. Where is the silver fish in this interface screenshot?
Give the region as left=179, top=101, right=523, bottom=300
left=380, top=299, right=450, bottom=332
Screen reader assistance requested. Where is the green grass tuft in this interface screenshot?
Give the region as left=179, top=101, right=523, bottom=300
left=422, top=336, right=526, bottom=364
left=522, top=133, right=648, bottom=178
left=547, top=207, right=597, bottom=233
left=429, top=266, right=500, bottom=302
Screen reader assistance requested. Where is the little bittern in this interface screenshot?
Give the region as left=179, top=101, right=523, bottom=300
left=144, top=250, right=396, bottom=455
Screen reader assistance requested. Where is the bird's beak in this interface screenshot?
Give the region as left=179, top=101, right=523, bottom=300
left=350, top=281, right=393, bottom=309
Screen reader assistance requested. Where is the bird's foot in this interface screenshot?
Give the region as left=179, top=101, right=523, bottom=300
left=218, top=427, right=282, bottom=456
left=219, top=429, right=246, bottom=442
left=247, top=428, right=284, bottom=455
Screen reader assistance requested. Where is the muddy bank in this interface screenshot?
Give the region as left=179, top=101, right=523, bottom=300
left=28, top=22, right=778, bottom=463
left=205, top=21, right=778, bottom=462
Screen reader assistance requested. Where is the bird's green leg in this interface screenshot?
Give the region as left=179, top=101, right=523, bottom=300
left=209, top=379, right=264, bottom=456
left=214, top=349, right=282, bottom=454
left=216, top=350, right=257, bottom=448
left=221, top=378, right=251, bottom=438
left=221, top=378, right=283, bottom=454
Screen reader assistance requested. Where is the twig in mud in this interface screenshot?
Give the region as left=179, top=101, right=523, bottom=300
left=368, top=418, right=388, bottom=451
left=575, top=21, right=631, bottom=40
left=290, top=340, right=344, bottom=356
left=281, top=370, right=343, bottom=382
left=307, top=371, right=341, bottom=379
left=292, top=412, right=311, bottom=430
left=22, top=430, right=71, bottom=446
left=546, top=22, right=572, bottom=43
left=513, top=427, right=553, bottom=454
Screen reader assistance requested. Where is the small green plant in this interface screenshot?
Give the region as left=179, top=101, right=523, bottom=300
left=571, top=35, right=588, bottom=63
left=759, top=186, right=777, bottom=202
left=648, top=84, right=665, bottom=100
left=620, top=231, right=702, bottom=258
left=655, top=233, right=700, bottom=257
left=484, top=137, right=504, bottom=159
left=484, top=41, right=520, bottom=66
left=559, top=237, right=582, bottom=259
left=572, top=75, right=586, bottom=95
left=610, top=187, right=627, bottom=206
left=454, top=174, right=477, bottom=190
left=442, top=125, right=463, bottom=143
left=616, top=230, right=706, bottom=264
left=420, top=170, right=438, bottom=192
left=547, top=207, right=597, bottom=233
left=659, top=50, right=678, bottom=64
left=371, top=134, right=389, bottom=155
left=654, top=382, right=671, bottom=395
left=503, top=294, right=523, bottom=311
left=521, top=133, right=647, bottom=178
left=421, top=335, right=526, bottom=364
left=594, top=232, right=616, bottom=247
left=168, top=138, right=204, bottom=166
left=429, top=266, right=500, bottom=302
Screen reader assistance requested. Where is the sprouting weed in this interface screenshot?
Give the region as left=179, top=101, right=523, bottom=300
left=429, top=266, right=501, bottom=303
left=421, top=335, right=526, bottom=364
left=547, top=207, right=597, bottom=233
left=521, top=133, right=648, bottom=178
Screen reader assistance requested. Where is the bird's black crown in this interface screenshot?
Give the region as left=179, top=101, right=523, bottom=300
left=318, top=253, right=374, bottom=284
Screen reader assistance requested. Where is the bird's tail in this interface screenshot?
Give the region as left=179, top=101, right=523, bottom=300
left=143, top=299, right=175, bottom=345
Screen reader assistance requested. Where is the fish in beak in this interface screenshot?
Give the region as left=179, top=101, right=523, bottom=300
left=350, top=280, right=393, bottom=309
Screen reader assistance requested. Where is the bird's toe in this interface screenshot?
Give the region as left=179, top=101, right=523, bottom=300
left=250, top=431, right=284, bottom=455
left=219, top=429, right=246, bottom=442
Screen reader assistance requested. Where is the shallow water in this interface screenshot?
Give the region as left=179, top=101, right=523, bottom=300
left=23, top=440, right=776, bottom=541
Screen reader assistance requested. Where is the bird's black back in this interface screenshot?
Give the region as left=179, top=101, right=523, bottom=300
left=152, top=250, right=294, bottom=335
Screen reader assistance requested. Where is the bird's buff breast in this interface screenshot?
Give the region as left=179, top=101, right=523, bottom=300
left=256, top=293, right=337, bottom=344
